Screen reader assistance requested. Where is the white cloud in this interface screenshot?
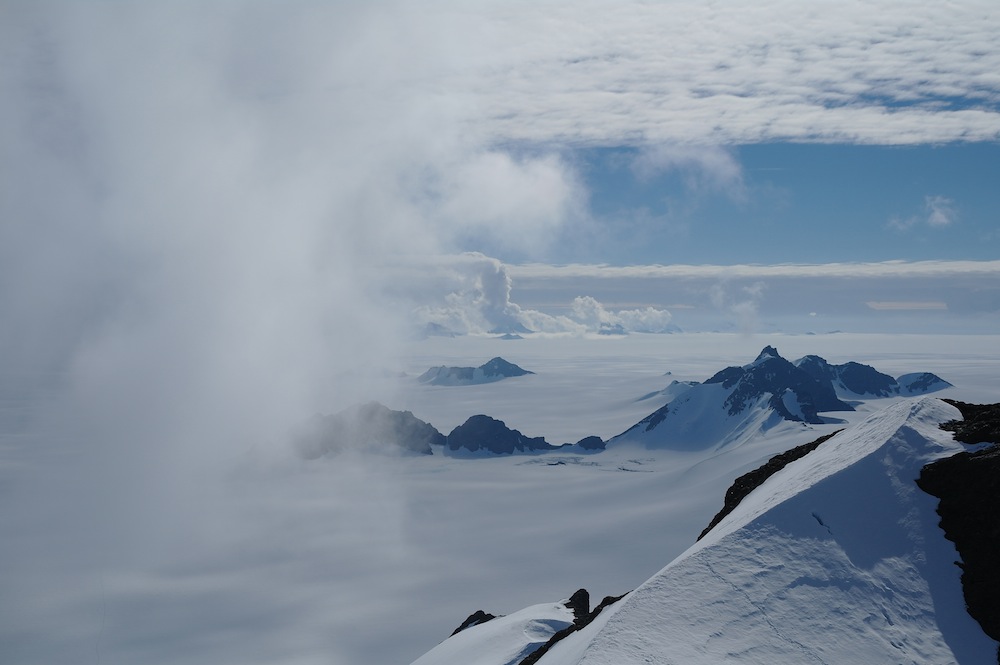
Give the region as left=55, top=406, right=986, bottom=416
left=462, top=1, right=1000, bottom=145
left=630, top=144, right=745, bottom=200
left=432, top=151, right=585, bottom=256
left=508, top=259, right=1000, bottom=280
left=889, top=195, right=960, bottom=230
left=925, top=195, right=958, bottom=227
left=709, top=280, right=766, bottom=334
left=404, top=254, right=676, bottom=335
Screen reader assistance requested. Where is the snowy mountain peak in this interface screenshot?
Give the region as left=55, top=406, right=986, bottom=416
left=612, top=348, right=853, bottom=449
left=752, top=345, right=781, bottom=364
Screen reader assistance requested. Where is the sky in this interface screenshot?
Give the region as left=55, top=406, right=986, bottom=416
left=3, top=0, right=1000, bottom=360
left=1, top=3, right=999, bottom=664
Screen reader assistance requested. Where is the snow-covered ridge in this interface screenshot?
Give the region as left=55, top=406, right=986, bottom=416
left=610, top=346, right=949, bottom=450
left=410, top=397, right=997, bottom=664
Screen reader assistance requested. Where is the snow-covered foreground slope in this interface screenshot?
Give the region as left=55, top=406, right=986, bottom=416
left=417, top=398, right=996, bottom=664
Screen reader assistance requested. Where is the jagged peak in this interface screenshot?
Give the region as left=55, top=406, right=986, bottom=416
left=752, top=345, right=782, bottom=365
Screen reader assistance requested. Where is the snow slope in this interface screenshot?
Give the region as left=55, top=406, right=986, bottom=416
left=411, top=600, right=576, bottom=665
left=410, top=397, right=997, bottom=664
left=537, top=398, right=997, bottom=664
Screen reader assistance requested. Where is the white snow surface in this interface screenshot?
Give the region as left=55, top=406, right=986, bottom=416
left=440, top=397, right=997, bottom=665
left=611, top=381, right=795, bottom=450
left=411, top=600, right=575, bottom=665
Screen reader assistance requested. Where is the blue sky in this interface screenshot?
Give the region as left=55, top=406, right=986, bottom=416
left=561, top=143, right=1000, bottom=266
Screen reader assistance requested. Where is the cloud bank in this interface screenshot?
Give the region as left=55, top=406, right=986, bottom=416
left=404, top=253, right=673, bottom=335
left=466, top=1, right=1000, bottom=145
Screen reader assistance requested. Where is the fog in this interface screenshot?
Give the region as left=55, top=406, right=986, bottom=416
left=0, top=4, right=581, bottom=663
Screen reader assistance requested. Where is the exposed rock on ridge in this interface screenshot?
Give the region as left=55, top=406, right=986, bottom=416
left=919, top=400, right=1000, bottom=664
left=704, top=346, right=852, bottom=423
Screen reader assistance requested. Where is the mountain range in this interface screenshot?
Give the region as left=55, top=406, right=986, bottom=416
left=302, top=347, right=950, bottom=457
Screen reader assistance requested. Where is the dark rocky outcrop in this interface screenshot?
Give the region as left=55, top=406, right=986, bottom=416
left=446, top=415, right=556, bottom=454
left=918, top=402, right=1000, bottom=664
left=703, top=346, right=853, bottom=423
left=295, top=402, right=444, bottom=458
left=940, top=399, right=1000, bottom=444
left=795, top=355, right=898, bottom=397
left=698, top=429, right=842, bottom=541
left=418, top=357, right=534, bottom=386
left=575, top=435, right=606, bottom=451
left=516, top=590, right=630, bottom=665
left=450, top=609, right=497, bottom=636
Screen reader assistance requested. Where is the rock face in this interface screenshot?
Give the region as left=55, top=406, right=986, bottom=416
left=451, top=610, right=497, bottom=636
left=418, top=357, right=534, bottom=386
left=446, top=415, right=555, bottom=454
left=794, top=355, right=898, bottom=397
left=703, top=346, right=853, bottom=423
left=794, top=355, right=952, bottom=398
left=919, top=400, right=1000, bottom=663
left=295, top=402, right=444, bottom=458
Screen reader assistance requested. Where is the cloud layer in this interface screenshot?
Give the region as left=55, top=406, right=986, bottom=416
left=464, top=1, right=1000, bottom=145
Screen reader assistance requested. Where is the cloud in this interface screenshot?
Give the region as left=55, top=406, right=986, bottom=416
left=504, top=260, right=1000, bottom=332
left=465, top=2, right=1000, bottom=145
left=867, top=301, right=948, bottom=311
left=508, top=259, right=1000, bottom=280
left=709, top=280, right=766, bottom=334
left=570, top=295, right=673, bottom=333
left=431, top=151, right=586, bottom=256
left=889, top=195, right=959, bottom=230
left=406, top=253, right=674, bottom=335
left=630, top=144, right=745, bottom=200
left=925, top=195, right=958, bottom=227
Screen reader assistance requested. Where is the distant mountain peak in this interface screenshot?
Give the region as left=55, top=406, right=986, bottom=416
left=295, top=401, right=444, bottom=458
left=446, top=414, right=555, bottom=455
left=418, top=357, right=534, bottom=386
left=612, top=347, right=853, bottom=449
left=753, top=345, right=781, bottom=364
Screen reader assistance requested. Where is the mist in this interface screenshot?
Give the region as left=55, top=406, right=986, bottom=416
left=0, top=3, right=581, bottom=663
